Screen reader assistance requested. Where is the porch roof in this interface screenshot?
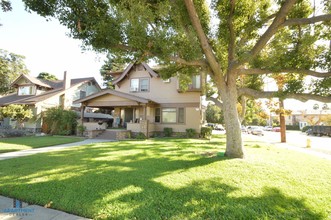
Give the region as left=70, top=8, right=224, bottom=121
left=74, top=89, right=153, bottom=107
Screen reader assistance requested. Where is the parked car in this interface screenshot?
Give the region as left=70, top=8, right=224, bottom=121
left=247, top=126, right=259, bottom=134
left=241, top=125, right=248, bottom=133
left=272, top=127, right=281, bottom=132
left=308, top=126, right=331, bottom=137
left=206, top=123, right=216, bottom=130
left=251, top=127, right=264, bottom=136
left=214, top=124, right=225, bottom=131
left=264, top=126, right=273, bottom=131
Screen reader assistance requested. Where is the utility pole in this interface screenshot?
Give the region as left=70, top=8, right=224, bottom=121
left=279, top=99, right=286, bottom=143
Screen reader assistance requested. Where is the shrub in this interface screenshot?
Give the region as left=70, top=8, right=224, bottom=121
left=186, top=128, right=196, bottom=138
left=302, top=126, right=312, bottom=132
left=43, top=107, right=78, bottom=135
left=0, top=128, right=26, bottom=138
left=135, top=132, right=146, bottom=140
left=201, top=127, right=212, bottom=139
left=163, top=127, right=173, bottom=137
left=286, top=125, right=300, bottom=130
left=77, top=124, right=86, bottom=137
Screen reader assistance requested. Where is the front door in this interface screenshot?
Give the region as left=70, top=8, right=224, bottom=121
left=124, top=108, right=134, bottom=123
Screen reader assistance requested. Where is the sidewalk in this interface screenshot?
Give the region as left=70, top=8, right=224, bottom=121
left=272, top=142, right=331, bottom=161
left=0, top=196, right=90, bottom=220
left=0, top=139, right=113, bottom=161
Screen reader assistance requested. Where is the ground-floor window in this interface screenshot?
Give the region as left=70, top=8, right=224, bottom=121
left=156, top=107, right=185, bottom=124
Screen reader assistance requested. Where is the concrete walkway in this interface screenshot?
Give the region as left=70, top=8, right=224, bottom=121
left=0, top=139, right=113, bottom=161
left=0, top=138, right=114, bottom=219
left=0, top=196, right=90, bottom=220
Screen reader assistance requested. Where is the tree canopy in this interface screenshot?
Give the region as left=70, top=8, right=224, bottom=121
left=99, top=54, right=125, bottom=88
left=37, top=72, right=58, bottom=81
left=22, top=0, right=331, bottom=158
left=0, top=49, right=29, bottom=94
left=0, top=104, right=33, bottom=129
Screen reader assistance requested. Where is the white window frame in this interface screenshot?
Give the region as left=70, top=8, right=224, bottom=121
left=130, top=78, right=149, bottom=92
left=161, top=107, right=185, bottom=124
left=18, top=85, right=35, bottom=96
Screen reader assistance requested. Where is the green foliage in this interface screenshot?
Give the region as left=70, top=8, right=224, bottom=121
left=77, top=124, right=86, bottom=137
left=310, top=77, right=331, bottom=97
left=0, top=49, right=29, bottom=94
left=301, top=126, right=311, bottom=132
left=0, top=128, right=27, bottom=138
left=0, top=104, right=33, bottom=128
left=163, top=127, right=173, bottom=137
left=0, top=0, right=11, bottom=12
left=243, top=100, right=268, bottom=126
left=99, top=54, right=125, bottom=88
left=200, top=126, right=212, bottom=139
left=185, top=128, right=196, bottom=138
left=206, top=103, right=224, bottom=124
left=43, top=107, right=78, bottom=135
left=286, top=125, right=300, bottom=131
left=37, top=72, right=58, bottom=81
left=135, top=132, right=147, bottom=140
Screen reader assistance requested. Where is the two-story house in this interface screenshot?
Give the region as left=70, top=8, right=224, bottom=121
left=75, top=62, right=206, bottom=137
left=0, top=72, right=103, bottom=132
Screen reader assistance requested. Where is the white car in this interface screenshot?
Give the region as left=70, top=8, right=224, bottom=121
left=251, top=127, right=264, bottom=136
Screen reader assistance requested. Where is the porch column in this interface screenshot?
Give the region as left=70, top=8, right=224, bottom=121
left=80, top=104, right=86, bottom=125
left=143, top=104, right=147, bottom=120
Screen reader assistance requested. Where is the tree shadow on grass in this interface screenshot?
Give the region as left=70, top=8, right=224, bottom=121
left=0, top=139, right=325, bottom=219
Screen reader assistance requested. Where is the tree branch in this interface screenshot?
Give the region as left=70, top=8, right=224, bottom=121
left=281, top=14, right=331, bottom=27
left=183, top=0, right=225, bottom=85
left=227, top=0, right=236, bottom=63
left=237, top=0, right=296, bottom=68
left=239, top=68, right=331, bottom=78
left=168, top=56, right=208, bottom=67
left=238, top=87, right=331, bottom=103
left=207, top=96, right=223, bottom=109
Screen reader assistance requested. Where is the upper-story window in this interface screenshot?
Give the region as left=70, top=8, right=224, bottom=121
left=190, top=75, right=201, bottom=89
left=130, top=78, right=149, bottom=92
left=18, top=86, right=35, bottom=96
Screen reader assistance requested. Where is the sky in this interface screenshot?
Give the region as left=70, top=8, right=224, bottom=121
left=0, top=1, right=106, bottom=85
left=0, top=1, right=328, bottom=111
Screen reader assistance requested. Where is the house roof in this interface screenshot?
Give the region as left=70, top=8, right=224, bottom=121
left=112, top=62, right=159, bottom=85
left=0, top=75, right=99, bottom=106
left=11, top=74, right=53, bottom=88
left=74, top=89, right=150, bottom=105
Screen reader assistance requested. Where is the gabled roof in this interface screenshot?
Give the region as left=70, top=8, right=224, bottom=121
left=74, top=89, right=150, bottom=104
left=0, top=76, right=99, bottom=106
left=112, top=62, right=159, bottom=85
left=11, top=74, right=52, bottom=88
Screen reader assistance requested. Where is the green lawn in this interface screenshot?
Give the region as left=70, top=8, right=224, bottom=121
left=0, top=136, right=330, bottom=219
left=0, top=136, right=85, bottom=153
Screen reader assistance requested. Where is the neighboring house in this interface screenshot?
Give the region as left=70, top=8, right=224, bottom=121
left=0, top=72, right=102, bottom=132
left=75, top=62, right=206, bottom=137
left=285, top=109, right=331, bottom=129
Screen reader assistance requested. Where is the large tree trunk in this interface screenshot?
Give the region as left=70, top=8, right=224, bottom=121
left=221, top=85, right=245, bottom=158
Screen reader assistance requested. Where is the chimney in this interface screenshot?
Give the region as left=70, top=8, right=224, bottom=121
left=63, top=71, right=71, bottom=90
